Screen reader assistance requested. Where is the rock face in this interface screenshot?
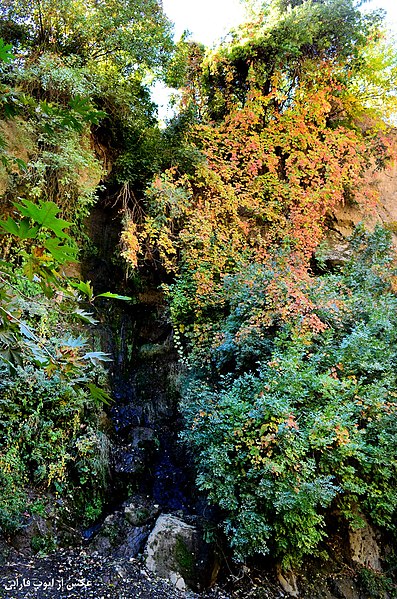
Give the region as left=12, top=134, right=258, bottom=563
left=349, top=516, right=382, bottom=571
left=321, top=159, right=397, bottom=265
left=144, top=514, right=219, bottom=592
left=113, top=427, right=157, bottom=475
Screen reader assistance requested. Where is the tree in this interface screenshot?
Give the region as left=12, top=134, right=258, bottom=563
left=181, top=227, right=397, bottom=567
left=119, top=0, right=395, bottom=360
left=0, top=0, right=173, bottom=74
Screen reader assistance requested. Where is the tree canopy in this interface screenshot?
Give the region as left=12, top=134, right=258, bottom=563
left=0, top=0, right=174, bottom=73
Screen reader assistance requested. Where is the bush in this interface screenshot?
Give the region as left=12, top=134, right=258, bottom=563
left=0, top=201, right=112, bottom=534
left=0, top=361, right=110, bottom=533
left=181, top=227, right=397, bottom=567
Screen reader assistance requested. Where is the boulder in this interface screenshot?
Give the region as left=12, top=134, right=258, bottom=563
left=327, top=575, right=360, bottom=599
left=10, top=514, right=56, bottom=555
left=144, top=514, right=219, bottom=591
left=124, top=496, right=160, bottom=527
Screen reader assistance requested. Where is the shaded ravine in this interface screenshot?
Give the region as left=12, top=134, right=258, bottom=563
left=78, top=203, right=220, bottom=585
left=101, top=291, right=193, bottom=516
left=84, top=202, right=195, bottom=515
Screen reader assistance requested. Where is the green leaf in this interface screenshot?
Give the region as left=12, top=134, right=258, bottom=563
left=0, top=39, right=14, bottom=64
left=0, top=217, right=38, bottom=239
left=13, top=158, right=27, bottom=171
left=24, top=340, right=50, bottom=366
left=0, top=348, right=22, bottom=370
left=23, top=256, right=37, bottom=281
left=73, top=308, right=98, bottom=325
left=19, top=321, right=36, bottom=340
left=83, top=351, right=112, bottom=365
left=69, top=96, right=106, bottom=124
left=87, top=383, right=112, bottom=406
left=13, top=199, right=72, bottom=238
left=0, top=259, right=13, bottom=274
left=96, top=292, right=133, bottom=301
left=59, top=336, right=87, bottom=349
left=0, top=217, right=19, bottom=236
left=71, top=280, right=94, bottom=301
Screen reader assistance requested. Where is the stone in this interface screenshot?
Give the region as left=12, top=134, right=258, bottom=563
left=89, top=509, right=150, bottom=558
left=317, top=229, right=352, bottom=267
left=112, top=428, right=156, bottom=475
left=349, top=516, right=382, bottom=571
left=318, top=157, right=397, bottom=270
left=327, top=576, right=360, bottom=599
left=10, top=515, right=55, bottom=555
left=144, top=514, right=218, bottom=591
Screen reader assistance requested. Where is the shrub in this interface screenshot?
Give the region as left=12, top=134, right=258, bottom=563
left=181, top=227, right=397, bottom=567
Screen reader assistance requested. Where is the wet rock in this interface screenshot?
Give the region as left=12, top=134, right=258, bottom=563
left=111, top=402, right=143, bottom=433
left=152, top=449, right=189, bottom=512
left=349, top=515, right=382, bottom=571
left=112, top=427, right=157, bottom=475
left=327, top=575, right=360, bottom=599
left=144, top=514, right=218, bottom=592
left=10, top=515, right=55, bottom=555
left=303, top=580, right=337, bottom=599
left=113, top=446, right=146, bottom=474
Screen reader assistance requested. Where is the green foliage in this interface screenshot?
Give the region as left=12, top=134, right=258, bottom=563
left=181, top=228, right=397, bottom=567
left=0, top=187, right=112, bottom=534
left=0, top=446, right=27, bottom=532
left=357, top=567, right=395, bottom=599
left=0, top=39, right=13, bottom=63
left=0, top=0, right=173, bottom=73
left=0, top=363, right=110, bottom=532
left=196, top=0, right=383, bottom=121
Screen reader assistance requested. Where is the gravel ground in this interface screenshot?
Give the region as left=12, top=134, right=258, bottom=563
left=0, top=549, right=232, bottom=599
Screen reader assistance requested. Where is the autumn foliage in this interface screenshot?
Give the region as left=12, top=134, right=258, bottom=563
left=122, top=51, right=391, bottom=355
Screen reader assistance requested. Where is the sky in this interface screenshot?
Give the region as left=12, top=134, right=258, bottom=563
left=153, top=0, right=397, bottom=120
left=162, top=0, right=246, bottom=47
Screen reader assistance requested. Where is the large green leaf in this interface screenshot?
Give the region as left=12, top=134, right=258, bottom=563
left=69, top=96, right=106, bottom=125
left=83, top=351, right=112, bottom=365
left=59, top=336, right=87, bottom=349
left=87, top=383, right=112, bottom=406
left=73, top=308, right=98, bottom=325
left=0, top=39, right=14, bottom=64
left=71, top=280, right=94, bottom=301
left=13, top=199, right=72, bottom=238
left=96, top=291, right=133, bottom=301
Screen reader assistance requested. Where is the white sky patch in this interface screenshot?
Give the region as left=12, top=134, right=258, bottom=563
left=162, top=0, right=246, bottom=47
left=364, top=0, right=397, bottom=33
